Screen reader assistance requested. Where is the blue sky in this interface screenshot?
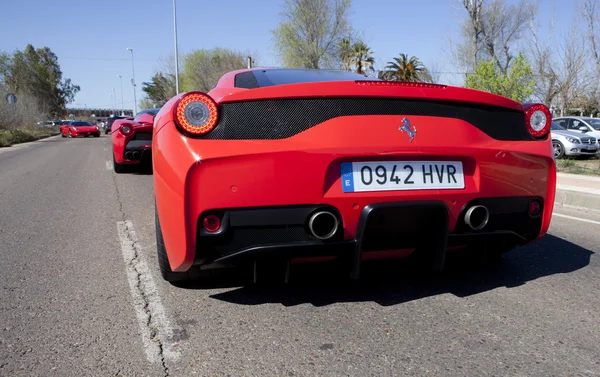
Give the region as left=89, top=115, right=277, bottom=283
left=1, top=0, right=576, bottom=111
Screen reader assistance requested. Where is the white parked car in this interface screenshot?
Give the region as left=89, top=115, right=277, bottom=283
left=550, top=121, right=598, bottom=159
left=553, top=116, right=600, bottom=142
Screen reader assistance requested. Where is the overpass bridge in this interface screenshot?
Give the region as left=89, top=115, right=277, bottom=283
left=66, top=108, right=135, bottom=119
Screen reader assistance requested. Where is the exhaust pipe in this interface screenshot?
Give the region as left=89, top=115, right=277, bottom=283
left=464, top=205, right=489, bottom=231
left=132, top=151, right=140, bottom=160
left=124, top=151, right=133, bottom=160
left=308, top=211, right=339, bottom=240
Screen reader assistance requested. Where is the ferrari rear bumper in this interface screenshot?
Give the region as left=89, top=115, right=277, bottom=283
left=152, top=115, right=556, bottom=273
left=193, top=198, right=542, bottom=277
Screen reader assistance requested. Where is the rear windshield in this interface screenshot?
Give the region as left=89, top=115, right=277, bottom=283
left=234, top=69, right=374, bottom=89
left=135, top=108, right=160, bottom=117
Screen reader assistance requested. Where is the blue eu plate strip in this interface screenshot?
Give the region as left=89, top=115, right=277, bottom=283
left=340, top=162, right=354, bottom=192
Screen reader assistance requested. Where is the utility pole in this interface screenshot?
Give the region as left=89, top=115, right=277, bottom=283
left=118, top=75, right=124, bottom=115
left=173, top=0, right=180, bottom=94
left=247, top=56, right=252, bottom=69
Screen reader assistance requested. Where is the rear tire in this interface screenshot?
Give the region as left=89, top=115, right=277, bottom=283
left=155, top=206, right=193, bottom=283
left=113, top=152, right=128, bottom=174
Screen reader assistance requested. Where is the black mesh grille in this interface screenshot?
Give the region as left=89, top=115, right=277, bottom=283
left=201, top=98, right=533, bottom=141
left=202, top=226, right=322, bottom=259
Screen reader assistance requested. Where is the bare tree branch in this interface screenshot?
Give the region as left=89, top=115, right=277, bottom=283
left=452, top=0, right=537, bottom=74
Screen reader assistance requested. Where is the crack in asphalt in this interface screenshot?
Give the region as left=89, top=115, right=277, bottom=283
left=112, top=170, right=176, bottom=376
left=123, top=221, right=170, bottom=377
left=111, top=172, right=126, bottom=223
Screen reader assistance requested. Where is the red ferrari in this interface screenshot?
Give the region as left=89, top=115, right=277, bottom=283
left=111, top=108, right=160, bottom=173
left=59, top=120, right=71, bottom=137
left=152, top=68, right=556, bottom=283
left=62, top=121, right=100, bottom=138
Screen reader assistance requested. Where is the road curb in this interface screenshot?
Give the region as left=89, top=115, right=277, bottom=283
left=555, top=173, right=600, bottom=213
left=554, top=188, right=600, bottom=213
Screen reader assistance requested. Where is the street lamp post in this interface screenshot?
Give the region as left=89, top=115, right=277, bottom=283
left=126, top=48, right=137, bottom=114
left=118, top=75, right=124, bottom=116
left=112, top=87, right=117, bottom=116
left=173, top=0, right=180, bottom=94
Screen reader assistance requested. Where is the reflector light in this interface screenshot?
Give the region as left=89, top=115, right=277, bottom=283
left=524, top=103, right=551, bottom=138
left=356, top=80, right=447, bottom=89
left=203, top=215, right=221, bottom=232
left=174, top=92, right=218, bottom=136
left=529, top=201, right=541, bottom=217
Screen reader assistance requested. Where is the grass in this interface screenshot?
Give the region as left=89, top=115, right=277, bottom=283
left=0, top=128, right=60, bottom=147
left=557, top=156, right=600, bottom=176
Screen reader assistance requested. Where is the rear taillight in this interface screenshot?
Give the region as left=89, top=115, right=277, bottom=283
left=173, top=92, right=218, bottom=136
left=523, top=103, right=551, bottom=138
left=120, top=124, right=133, bottom=136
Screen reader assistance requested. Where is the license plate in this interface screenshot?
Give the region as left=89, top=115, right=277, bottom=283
left=341, top=161, right=465, bottom=192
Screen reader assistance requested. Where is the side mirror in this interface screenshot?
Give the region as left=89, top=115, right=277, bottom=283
left=136, top=113, right=155, bottom=125
left=579, top=126, right=589, bottom=132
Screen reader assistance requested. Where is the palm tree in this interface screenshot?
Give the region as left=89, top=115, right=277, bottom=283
left=339, top=39, right=353, bottom=72
left=350, top=42, right=375, bottom=74
left=380, top=53, right=433, bottom=82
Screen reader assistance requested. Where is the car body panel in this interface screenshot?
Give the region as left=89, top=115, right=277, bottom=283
left=152, top=69, right=556, bottom=275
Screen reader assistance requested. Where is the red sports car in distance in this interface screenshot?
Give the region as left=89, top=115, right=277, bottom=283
left=152, top=68, right=556, bottom=284
left=59, top=120, right=71, bottom=137
left=111, top=108, right=160, bottom=173
left=64, top=121, right=100, bottom=138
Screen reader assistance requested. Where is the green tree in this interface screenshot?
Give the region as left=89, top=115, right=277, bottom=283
left=141, top=73, right=176, bottom=107
left=379, top=54, right=432, bottom=82
left=138, top=96, right=157, bottom=110
left=272, top=0, right=353, bottom=69
left=181, top=48, right=249, bottom=92
left=0, top=44, right=79, bottom=118
left=464, top=52, right=535, bottom=102
left=339, top=38, right=353, bottom=71
left=350, top=41, right=375, bottom=74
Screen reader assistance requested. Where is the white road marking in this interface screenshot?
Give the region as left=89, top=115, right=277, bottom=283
left=553, top=213, right=600, bottom=225
left=106, top=160, right=113, bottom=171
left=116, top=221, right=180, bottom=365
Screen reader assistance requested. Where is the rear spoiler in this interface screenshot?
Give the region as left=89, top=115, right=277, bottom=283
left=216, top=80, right=524, bottom=112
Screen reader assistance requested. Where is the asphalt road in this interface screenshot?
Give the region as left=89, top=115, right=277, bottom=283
left=1, top=135, right=599, bottom=377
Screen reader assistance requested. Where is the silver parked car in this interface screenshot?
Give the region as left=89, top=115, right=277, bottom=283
left=553, top=116, right=600, bottom=141
left=551, top=121, right=598, bottom=159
